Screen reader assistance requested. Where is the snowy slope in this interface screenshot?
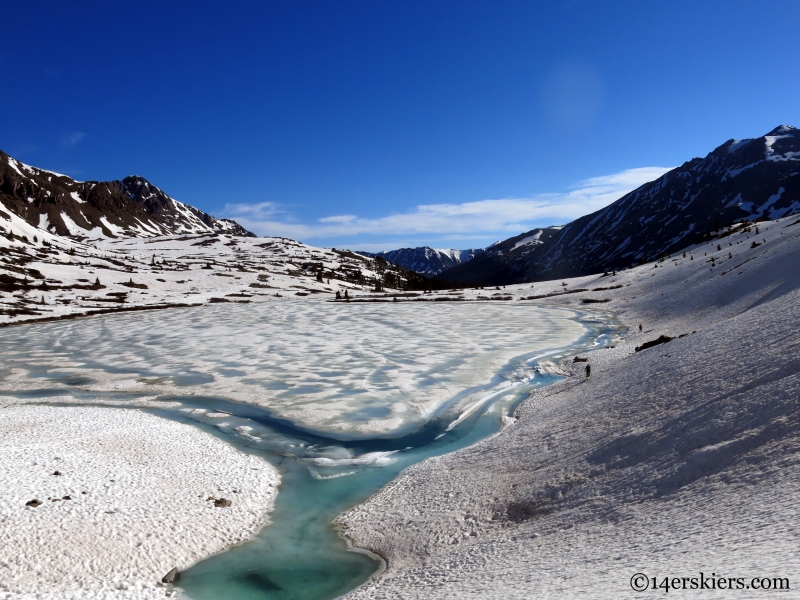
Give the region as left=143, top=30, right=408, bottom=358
left=341, top=213, right=800, bottom=599
left=0, top=405, right=279, bottom=599
left=0, top=222, right=429, bottom=326
left=0, top=150, right=253, bottom=239
left=443, top=125, right=800, bottom=284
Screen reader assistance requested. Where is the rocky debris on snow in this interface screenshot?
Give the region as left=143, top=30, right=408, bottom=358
left=634, top=334, right=674, bottom=352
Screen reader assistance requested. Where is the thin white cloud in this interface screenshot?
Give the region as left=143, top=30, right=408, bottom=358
left=224, top=201, right=285, bottom=219
left=61, top=132, right=86, bottom=147
left=223, top=166, right=672, bottom=242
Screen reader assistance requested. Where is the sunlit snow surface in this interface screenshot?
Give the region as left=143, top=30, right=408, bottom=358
left=0, top=300, right=585, bottom=428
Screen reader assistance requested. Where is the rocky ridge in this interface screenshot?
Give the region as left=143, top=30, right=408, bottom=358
left=0, top=151, right=254, bottom=239
left=441, top=125, right=800, bottom=284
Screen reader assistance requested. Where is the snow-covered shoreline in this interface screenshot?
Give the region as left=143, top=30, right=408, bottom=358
left=338, top=215, right=800, bottom=598
left=0, top=405, right=280, bottom=599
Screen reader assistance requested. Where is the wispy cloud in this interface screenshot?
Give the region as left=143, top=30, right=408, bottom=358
left=223, top=166, right=672, bottom=244
left=61, top=132, right=86, bottom=147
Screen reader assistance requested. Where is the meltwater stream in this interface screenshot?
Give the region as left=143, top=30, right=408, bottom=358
left=0, top=301, right=620, bottom=600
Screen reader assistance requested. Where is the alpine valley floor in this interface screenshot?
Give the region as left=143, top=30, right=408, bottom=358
left=1, top=215, right=799, bottom=600
left=338, top=215, right=800, bottom=599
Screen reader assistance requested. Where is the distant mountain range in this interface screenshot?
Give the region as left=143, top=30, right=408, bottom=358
left=439, top=125, right=800, bottom=285
left=4, top=124, right=798, bottom=287
left=0, top=151, right=254, bottom=239
left=357, top=246, right=483, bottom=276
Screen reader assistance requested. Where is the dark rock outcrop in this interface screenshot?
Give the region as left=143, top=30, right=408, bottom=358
left=0, top=151, right=254, bottom=239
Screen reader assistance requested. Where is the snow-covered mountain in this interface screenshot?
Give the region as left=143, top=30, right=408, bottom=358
left=1, top=150, right=471, bottom=325
left=441, top=125, right=800, bottom=285
left=0, top=151, right=254, bottom=239
left=359, top=246, right=483, bottom=276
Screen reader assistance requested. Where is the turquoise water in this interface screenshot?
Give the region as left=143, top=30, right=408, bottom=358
left=157, top=378, right=542, bottom=600
left=0, top=302, right=620, bottom=600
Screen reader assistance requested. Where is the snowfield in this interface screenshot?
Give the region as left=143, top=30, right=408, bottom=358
left=0, top=405, right=279, bottom=599
left=338, top=215, right=800, bottom=599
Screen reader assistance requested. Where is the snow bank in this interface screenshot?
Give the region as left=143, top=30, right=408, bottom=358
left=0, top=405, right=280, bottom=599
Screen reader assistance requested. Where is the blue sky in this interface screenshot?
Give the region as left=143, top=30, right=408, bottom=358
left=1, top=1, right=798, bottom=251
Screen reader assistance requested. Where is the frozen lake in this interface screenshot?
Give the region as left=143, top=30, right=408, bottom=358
left=1, top=300, right=589, bottom=438
left=0, top=301, right=618, bottom=599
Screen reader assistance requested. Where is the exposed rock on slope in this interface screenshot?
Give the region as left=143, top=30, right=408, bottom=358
left=0, top=216, right=439, bottom=326
left=0, top=151, right=254, bottom=239
left=441, top=125, right=800, bottom=285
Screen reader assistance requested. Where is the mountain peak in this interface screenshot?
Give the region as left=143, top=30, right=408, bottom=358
left=365, top=246, right=483, bottom=276
left=766, top=125, right=796, bottom=136
left=0, top=151, right=255, bottom=238
left=119, top=175, right=167, bottom=203
left=440, top=126, right=800, bottom=285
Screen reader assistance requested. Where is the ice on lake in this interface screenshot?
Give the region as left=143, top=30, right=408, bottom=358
left=0, top=301, right=589, bottom=438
